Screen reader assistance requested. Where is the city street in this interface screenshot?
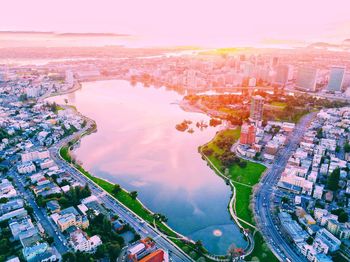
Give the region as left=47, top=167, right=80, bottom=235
left=8, top=168, right=69, bottom=255
left=254, top=113, right=316, bottom=262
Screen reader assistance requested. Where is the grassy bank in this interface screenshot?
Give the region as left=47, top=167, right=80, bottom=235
left=246, top=232, right=278, bottom=261
left=202, top=129, right=264, bottom=226
left=200, top=128, right=278, bottom=261
left=60, top=145, right=210, bottom=261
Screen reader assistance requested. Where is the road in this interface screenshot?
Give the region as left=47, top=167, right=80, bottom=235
left=49, top=119, right=193, bottom=262
left=254, top=113, right=316, bottom=262
left=8, top=168, right=69, bottom=255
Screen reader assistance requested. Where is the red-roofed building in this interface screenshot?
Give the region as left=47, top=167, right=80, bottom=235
left=139, top=249, right=165, bottom=262
left=240, top=123, right=256, bottom=145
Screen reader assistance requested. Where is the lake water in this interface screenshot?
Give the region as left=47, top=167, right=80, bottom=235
left=47, top=80, right=246, bottom=254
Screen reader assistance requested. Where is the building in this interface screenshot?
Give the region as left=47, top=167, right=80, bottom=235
left=139, top=250, right=166, bottom=262
left=127, top=238, right=157, bottom=262
left=250, top=95, right=264, bottom=121
left=0, top=208, right=27, bottom=222
left=21, top=150, right=50, bottom=162
left=25, top=86, right=41, bottom=98
left=51, top=207, right=89, bottom=232
left=69, top=228, right=102, bottom=253
left=17, top=162, right=36, bottom=174
left=295, top=67, right=318, bottom=91
left=22, top=242, right=48, bottom=261
left=9, top=217, right=35, bottom=240
left=240, top=123, right=256, bottom=145
left=326, top=219, right=340, bottom=236
left=327, top=66, right=346, bottom=92
left=274, top=64, right=291, bottom=85
left=313, top=185, right=324, bottom=200
left=314, top=228, right=341, bottom=253
left=278, top=212, right=308, bottom=243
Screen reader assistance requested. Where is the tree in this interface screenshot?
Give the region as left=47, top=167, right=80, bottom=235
left=153, top=213, right=168, bottom=223
left=46, top=236, right=54, bottom=244
left=238, top=161, right=247, bottom=168
left=19, top=93, right=28, bottom=102
left=344, top=142, right=350, bottom=153
left=327, top=168, right=340, bottom=191
left=112, top=184, right=121, bottom=194
left=194, top=240, right=204, bottom=254
left=0, top=198, right=8, bottom=204
left=306, top=236, right=314, bottom=245
left=332, top=208, right=349, bottom=223
left=339, top=212, right=349, bottom=223
left=24, top=205, right=34, bottom=215
left=107, top=242, right=121, bottom=261
left=130, top=191, right=138, bottom=200
left=95, top=244, right=108, bottom=259
left=62, top=252, right=76, bottom=262
left=281, top=197, right=289, bottom=204
left=316, top=128, right=323, bottom=139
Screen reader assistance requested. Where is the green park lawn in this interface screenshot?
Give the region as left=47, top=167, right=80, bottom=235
left=202, top=128, right=265, bottom=225
left=246, top=232, right=279, bottom=262
left=270, top=101, right=287, bottom=108
left=201, top=128, right=278, bottom=261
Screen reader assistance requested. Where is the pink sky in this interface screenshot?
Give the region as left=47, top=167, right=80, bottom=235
left=1, top=0, right=350, bottom=47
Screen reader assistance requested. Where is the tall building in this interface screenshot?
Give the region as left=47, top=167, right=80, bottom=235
left=275, top=65, right=291, bottom=85
left=240, top=123, right=256, bottom=145
left=250, top=95, right=264, bottom=121
left=295, top=67, right=319, bottom=92
left=271, top=57, right=279, bottom=68
left=327, top=66, right=346, bottom=92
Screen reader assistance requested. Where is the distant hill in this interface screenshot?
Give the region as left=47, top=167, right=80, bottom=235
left=0, top=31, right=130, bottom=37
left=307, top=42, right=338, bottom=49
left=57, top=32, right=130, bottom=37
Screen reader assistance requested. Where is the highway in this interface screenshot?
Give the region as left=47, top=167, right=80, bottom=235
left=49, top=119, right=193, bottom=262
left=254, top=113, right=316, bottom=262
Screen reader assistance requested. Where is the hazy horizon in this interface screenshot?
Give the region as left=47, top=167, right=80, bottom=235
left=1, top=0, right=350, bottom=48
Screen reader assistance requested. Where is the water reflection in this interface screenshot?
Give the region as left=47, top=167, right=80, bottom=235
left=47, top=80, right=246, bottom=254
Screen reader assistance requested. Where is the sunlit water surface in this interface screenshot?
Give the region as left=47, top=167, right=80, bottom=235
left=47, top=80, right=246, bottom=254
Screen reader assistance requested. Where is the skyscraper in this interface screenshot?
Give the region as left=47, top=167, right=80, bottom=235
left=274, top=65, right=292, bottom=85
left=271, top=57, right=279, bottom=68
left=295, top=67, right=318, bottom=91
left=250, top=95, right=264, bottom=121
left=327, top=66, right=346, bottom=92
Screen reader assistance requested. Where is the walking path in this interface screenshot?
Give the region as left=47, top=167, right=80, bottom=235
left=199, top=147, right=256, bottom=259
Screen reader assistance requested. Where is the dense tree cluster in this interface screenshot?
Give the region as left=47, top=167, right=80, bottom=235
left=209, top=118, right=222, bottom=127
left=344, top=142, right=350, bottom=153
left=0, top=128, right=9, bottom=141
left=219, top=151, right=241, bottom=169
left=327, top=168, right=340, bottom=192
left=44, top=101, right=60, bottom=112
left=36, top=184, right=91, bottom=208
left=331, top=208, right=349, bottom=223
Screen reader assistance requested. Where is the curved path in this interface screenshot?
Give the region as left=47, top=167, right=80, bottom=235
left=199, top=148, right=256, bottom=259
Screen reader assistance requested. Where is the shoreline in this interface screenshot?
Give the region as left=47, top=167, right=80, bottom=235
left=197, top=128, right=277, bottom=261
left=56, top=115, right=199, bottom=261
left=45, top=79, right=270, bottom=260
left=198, top=134, right=256, bottom=258
left=45, top=82, right=235, bottom=261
